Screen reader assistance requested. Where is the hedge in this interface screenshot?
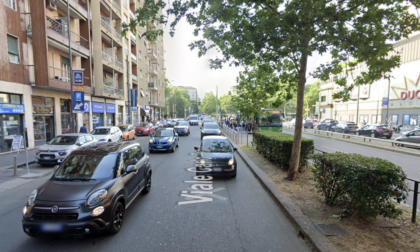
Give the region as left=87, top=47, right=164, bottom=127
left=253, top=131, right=314, bottom=171
left=311, top=153, right=408, bottom=220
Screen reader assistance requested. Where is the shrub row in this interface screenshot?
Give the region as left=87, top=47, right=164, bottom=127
left=253, top=131, right=314, bottom=171
left=311, top=153, right=408, bottom=220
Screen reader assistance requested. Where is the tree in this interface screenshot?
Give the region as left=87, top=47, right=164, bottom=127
left=200, top=92, right=218, bottom=115
left=165, top=87, right=191, bottom=118
left=219, top=95, right=236, bottom=115
left=126, top=0, right=420, bottom=180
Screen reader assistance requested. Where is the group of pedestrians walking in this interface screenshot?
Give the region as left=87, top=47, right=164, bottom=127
left=222, top=117, right=254, bottom=133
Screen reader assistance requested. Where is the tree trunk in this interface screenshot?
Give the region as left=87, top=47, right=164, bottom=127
left=287, top=47, right=309, bottom=181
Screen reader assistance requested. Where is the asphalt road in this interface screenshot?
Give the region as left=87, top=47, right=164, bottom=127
left=0, top=126, right=310, bottom=252
left=283, top=128, right=420, bottom=212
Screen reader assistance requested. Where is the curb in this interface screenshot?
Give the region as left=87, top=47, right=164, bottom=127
left=19, top=170, right=53, bottom=179
left=1, top=161, right=37, bottom=170
left=283, top=128, right=420, bottom=158
left=221, top=130, right=338, bottom=252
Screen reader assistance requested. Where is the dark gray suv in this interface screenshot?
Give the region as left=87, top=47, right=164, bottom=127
left=22, top=142, right=152, bottom=237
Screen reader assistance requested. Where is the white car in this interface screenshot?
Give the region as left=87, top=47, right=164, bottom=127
left=290, top=118, right=296, bottom=126
left=90, top=126, right=123, bottom=142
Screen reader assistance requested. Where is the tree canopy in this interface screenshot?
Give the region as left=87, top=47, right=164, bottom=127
left=125, top=0, right=420, bottom=180
left=199, top=92, right=218, bottom=115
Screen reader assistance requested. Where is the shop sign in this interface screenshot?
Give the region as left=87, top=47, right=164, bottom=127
left=72, top=69, right=84, bottom=86
left=11, top=135, right=22, bottom=151
left=106, top=104, right=116, bottom=113
left=382, top=97, right=388, bottom=105
left=33, top=106, right=53, bottom=114
left=0, top=104, right=25, bottom=114
left=130, top=89, right=137, bottom=111
left=84, top=102, right=90, bottom=113
left=400, top=90, right=420, bottom=100
left=92, top=102, right=104, bottom=113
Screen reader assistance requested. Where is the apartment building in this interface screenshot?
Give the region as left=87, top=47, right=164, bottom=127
left=0, top=0, right=165, bottom=152
left=177, top=86, right=198, bottom=103
left=230, top=85, right=238, bottom=96
left=319, top=33, right=420, bottom=127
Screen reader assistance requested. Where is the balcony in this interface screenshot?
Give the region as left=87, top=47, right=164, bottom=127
left=56, top=0, right=89, bottom=20
left=130, top=10, right=136, bottom=20
left=132, top=75, right=138, bottom=83
left=115, top=59, right=123, bottom=69
left=148, top=64, right=158, bottom=76
left=147, top=49, right=157, bottom=60
left=147, top=20, right=157, bottom=29
left=103, top=85, right=124, bottom=99
left=102, top=51, right=114, bottom=63
left=131, top=53, right=137, bottom=63
left=46, top=16, right=89, bottom=54
left=114, top=29, right=122, bottom=42
left=148, top=82, right=158, bottom=90
left=123, top=0, right=128, bottom=8
left=149, top=98, right=158, bottom=106
left=111, top=0, right=121, bottom=12
left=101, top=17, right=112, bottom=33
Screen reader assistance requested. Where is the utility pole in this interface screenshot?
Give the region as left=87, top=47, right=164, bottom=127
left=386, top=78, right=391, bottom=125
left=66, top=2, right=74, bottom=132
left=126, top=55, right=131, bottom=124
left=356, top=85, right=360, bottom=126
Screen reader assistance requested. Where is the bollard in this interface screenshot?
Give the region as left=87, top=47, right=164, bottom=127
left=13, top=155, right=17, bottom=176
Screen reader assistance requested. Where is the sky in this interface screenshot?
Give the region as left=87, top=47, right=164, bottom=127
left=163, top=16, right=330, bottom=100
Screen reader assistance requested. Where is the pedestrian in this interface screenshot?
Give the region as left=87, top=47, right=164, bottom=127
left=79, top=124, right=87, bottom=133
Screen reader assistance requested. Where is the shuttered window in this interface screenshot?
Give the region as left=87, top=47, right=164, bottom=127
left=7, top=35, right=19, bottom=64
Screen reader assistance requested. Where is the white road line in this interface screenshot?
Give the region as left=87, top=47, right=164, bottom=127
left=315, top=144, right=348, bottom=153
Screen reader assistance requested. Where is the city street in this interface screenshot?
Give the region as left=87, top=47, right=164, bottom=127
left=0, top=126, right=310, bottom=252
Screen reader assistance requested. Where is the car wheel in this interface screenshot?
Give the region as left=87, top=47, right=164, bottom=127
left=108, top=139, right=112, bottom=143
left=172, top=145, right=176, bottom=153
left=141, top=172, right=152, bottom=194
left=370, top=132, right=375, bottom=138
left=149, top=149, right=153, bottom=153
left=386, top=136, right=391, bottom=139
left=108, top=201, right=124, bottom=234
left=331, top=128, right=335, bottom=132
left=231, top=171, right=237, bottom=178
left=176, top=141, right=179, bottom=148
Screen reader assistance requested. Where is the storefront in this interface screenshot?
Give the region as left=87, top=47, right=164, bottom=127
left=92, top=102, right=104, bottom=129
left=31, top=96, right=55, bottom=147
left=60, top=100, right=77, bottom=134
left=0, top=102, right=25, bottom=152
left=83, top=102, right=90, bottom=132
left=106, top=104, right=116, bottom=126
left=118, top=106, right=123, bottom=125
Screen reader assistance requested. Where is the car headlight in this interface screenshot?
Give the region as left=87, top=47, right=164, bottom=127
left=167, top=139, right=173, bottom=143
left=58, top=150, right=67, bottom=156
left=217, top=130, right=221, bottom=134
left=27, top=189, right=38, bottom=206
left=202, top=130, right=205, bottom=134
left=200, top=159, right=206, bottom=165
left=228, top=159, right=234, bottom=165
left=149, top=139, right=154, bottom=143
left=87, top=189, right=108, bottom=207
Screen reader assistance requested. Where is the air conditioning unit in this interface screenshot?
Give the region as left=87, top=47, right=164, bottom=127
left=46, top=0, right=57, bottom=11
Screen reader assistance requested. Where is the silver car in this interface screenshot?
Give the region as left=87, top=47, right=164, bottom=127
left=90, top=126, right=123, bottom=142
left=36, top=133, right=97, bottom=165
left=395, top=129, right=420, bottom=147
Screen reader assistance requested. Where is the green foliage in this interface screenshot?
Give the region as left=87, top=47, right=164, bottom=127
left=219, top=95, right=236, bottom=115
left=253, top=131, right=314, bottom=171
left=165, top=87, right=191, bottom=118
left=311, top=153, right=408, bottom=220
left=200, top=92, right=218, bottom=115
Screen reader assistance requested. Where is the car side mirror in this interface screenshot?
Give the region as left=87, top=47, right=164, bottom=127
left=194, top=146, right=199, bottom=151
left=53, top=165, right=59, bottom=172
left=77, top=143, right=82, bottom=146
left=233, top=147, right=238, bottom=151
left=126, top=165, right=137, bottom=173
left=175, top=133, right=178, bottom=137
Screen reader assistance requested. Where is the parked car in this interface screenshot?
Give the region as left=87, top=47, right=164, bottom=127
left=355, top=124, right=393, bottom=139
left=194, top=136, right=238, bottom=178
left=290, top=118, right=296, bottom=126
left=167, top=120, right=175, bottom=127
left=201, top=123, right=222, bottom=139
left=395, top=129, right=420, bottom=147
left=90, top=126, right=123, bottom=142
left=148, top=128, right=179, bottom=153
left=23, top=142, right=152, bottom=237
left=118, top=125, right=135, bottom=141
left=36, top=133, right=97, bottom=165
left=135, top=122, right=156, bottom=136
left=316, top=119, right=338, bottom=131
left=303, top=120, right=314, bottom=129
left=331, top=122, right=358, bottom=133
left=174, top=121, right=190, bottom=136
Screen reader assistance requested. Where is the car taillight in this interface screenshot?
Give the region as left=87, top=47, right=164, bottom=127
left=388, top=129, right=393, bottom=132
left=376, top=129, right=383, bottom=132
left=345, top=127, right=348, bottom=129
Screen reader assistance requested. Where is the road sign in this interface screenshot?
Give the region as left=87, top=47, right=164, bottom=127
left=72, top=91, right=84, bottom=113
left=72, top=69, right=84, bottom=86
left=11, top=135, right=22, bottom=151
left=130, top=89, right=137, bottom=111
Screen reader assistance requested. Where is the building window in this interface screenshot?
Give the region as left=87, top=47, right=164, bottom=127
left=60, top=56, right=70, bottom=82
left=139, top=50, right=142, bottom=59
left=7, top=35, right=20, bottom=64
left=4, top=0, right=17, bottom=10
left=140, top=70, right=143, bottom=79
left=321, top=96, right=326, bottom=102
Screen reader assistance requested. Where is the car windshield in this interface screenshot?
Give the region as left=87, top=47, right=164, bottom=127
left=201, top=139, right=232, bottom=153
left=190, top=116, right=198, bottom=120
left=49, top=136, right=78, bottom=145
left=51, top=153, right=118, bottom=181
left=118, top=126, right=128, bottom=131
left=177, top=121, right=188, bottom=126
left=155, top=130, right=173, bottom=137
left=203, top=123, right=219, bottom=129
left=91, top=128, right=110, bottom=135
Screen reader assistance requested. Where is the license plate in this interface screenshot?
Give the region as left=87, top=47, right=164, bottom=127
left=43, top=156, right=51, bottom=160
left=156, top=146, right=162, bottom=149
left=41, top=223, right=63, bottom=232
left=383, top=133, right=389, bottom=135
left=213, top=168, right=222, bottom=172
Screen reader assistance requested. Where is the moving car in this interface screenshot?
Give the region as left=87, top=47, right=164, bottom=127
left=174, top=121, right=190, bottom=136
left=22, top=142, right=152, bottom=237
left=194, top=136, right=238, bottom=178
left=118, top=125, right=135, bottom=141
left=316, top=119, right=338, bottom=131
left=189, top=115, right=199, bottom=126
left=290, top=118, right=296, bottom=126
left=148, top=128, right=179, bottom=153
left=395, top=129, right=420, bottom=147
left=303, top=120, right=314, bottom=129
left=331, top=122, right=358, bottom=133
left=90, top=126, right=122, bottom=142
left=201, top=118, right=213, bottom=127
left=135, top=122, right=156, bottom=136
left=201, top=122, right=221, bottom=139
left=355, top=124, right=393, bottom=139
left=36, top=134, right=97, bottom=165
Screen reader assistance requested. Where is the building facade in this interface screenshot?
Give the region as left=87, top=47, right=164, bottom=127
left=177, top=86, right=198, bottom=103
left=0, top=0, right=165, bottom=152
left=319, top=33, right=420, bottom=128
left=230, top=85, right=238, bottom=96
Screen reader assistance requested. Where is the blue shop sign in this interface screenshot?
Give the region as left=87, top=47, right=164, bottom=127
left=84, top=102, right=90, bottom=113
left=106, top=104, right=116, bottom=113
left=92, top=102, right=104, bottom=113
left=0, top=103, right=25, bottom=114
